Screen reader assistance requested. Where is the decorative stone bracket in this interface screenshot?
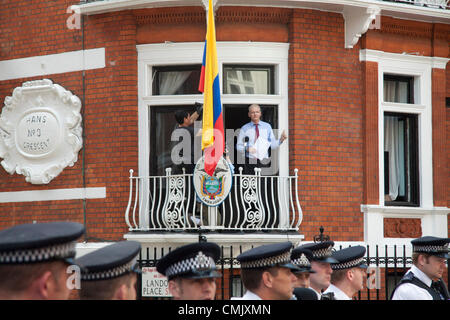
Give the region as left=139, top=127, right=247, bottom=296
left=0, top=79, right=83, bottom=184
left=343, top=6, right=381, bottom=49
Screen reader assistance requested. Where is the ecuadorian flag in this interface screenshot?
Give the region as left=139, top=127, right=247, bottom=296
left=198, top=0, right=224, bottom=177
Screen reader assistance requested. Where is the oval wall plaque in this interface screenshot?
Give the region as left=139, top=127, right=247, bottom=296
left=0, top=79, right=82, bottom=184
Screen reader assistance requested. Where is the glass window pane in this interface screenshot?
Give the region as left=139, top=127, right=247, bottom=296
left=383, top=75, right=413, bottom=103
left=384, top=113, right=419, bottom=206
left=152, top=65, right=201, bottom=95
left=223, top=65, right=274, bottom=94
left=150, top=105, right=198, bottom=175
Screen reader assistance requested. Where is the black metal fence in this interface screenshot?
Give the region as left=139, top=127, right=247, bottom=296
left=136, top=244, right=449, bottom=300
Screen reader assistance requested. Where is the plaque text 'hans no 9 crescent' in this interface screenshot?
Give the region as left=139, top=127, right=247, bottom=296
left=0, top=79, right=83, bottom=184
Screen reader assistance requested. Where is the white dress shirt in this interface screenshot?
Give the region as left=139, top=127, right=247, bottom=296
left=236, top=121, right=281, bottom=160
left=323, top=283, right=352, bottom=300
left=391, top=265, right=434, bottom=300
left=231, top=290, right=262, bottom=300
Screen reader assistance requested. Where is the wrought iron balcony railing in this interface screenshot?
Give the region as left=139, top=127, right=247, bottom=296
left=78, top=0, right=449, bottom=10
left=381, top=0, right=449, bottom=9
left=125, top=168, right=303, bottom=232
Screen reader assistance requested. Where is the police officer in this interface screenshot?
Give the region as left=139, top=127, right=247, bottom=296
left=291, top=248, right=317, bottom=300
left=156, top=241, right=221, bottom=300
left=0, top=221, right=85, bottom=300
left=323, top=246, right=368, bottom=300
left=76, top=240, right=141, bottom=300
left=291, top=247, right=316, bottom=288
left=291, top=248, right=319, bottom=300
left=295, top=241, right=338, bottom=299
left=234, top=241, right=300, bottom=300
left=391, top=236, right=450, bottom=300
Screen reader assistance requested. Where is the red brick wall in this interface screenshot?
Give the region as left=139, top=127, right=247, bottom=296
left=288, top=10, right=364, bottom=241
left=0, top=2, right=448, bottom=242
left=0, top=1, right=86, bottom=229
left=432, top=68, right=447, bottom=208
left=447, top=65, right=450, bottom=235
left=0, top=0, right=81, bottom=61
left=0, top=1, right=138, bottom=241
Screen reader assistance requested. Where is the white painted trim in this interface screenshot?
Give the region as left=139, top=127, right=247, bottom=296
left=361, top=49, right=436, bottom=208
left=124, top=232, right=303, bottom=244
left=431, top=57, right=450, bottom=69
left=0, top=187, right=106, bottom=203
left=360, top=49, right=449, bottom=69
left=124, top=232, right=304, bottom=258
left=73, top=0, right=450, bottom=23
left=362, top=205, right=450, bottom=216
left=359, top=49, right=449, bottom=244
left=0, top=48, right=106, bottom=81
left=361, top=205, right=449, bottom=244
left=75, top=242, right=111, bottom=258
left=343, top=6, right=380, bottom=49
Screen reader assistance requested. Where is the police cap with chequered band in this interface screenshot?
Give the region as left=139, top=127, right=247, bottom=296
left=411, top=236, right=450, bottom=259
left=237, top=241, right=301, bottom=271
left=0, top=221, right=85, bottom=265
left=156, top=242, right=221, bottom=280
left=76, top=241, right=141, bottom=281
left=296, top=241, right=338, bottom=264
left=330, top=246, right=368, bottom=271
left=290, top=247, right=316, bottom=273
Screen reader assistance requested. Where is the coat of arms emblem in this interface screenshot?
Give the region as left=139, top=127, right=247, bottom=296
left=193, top=155, right=232, bottom=207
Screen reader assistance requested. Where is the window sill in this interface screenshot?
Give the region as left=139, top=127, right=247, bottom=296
left=361, top=205, right=450, bottom=216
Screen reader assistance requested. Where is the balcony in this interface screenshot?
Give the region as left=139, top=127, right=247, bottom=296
left=125, top=168, right=303, bottom=233
left=382, top=0, right=449, bottom=9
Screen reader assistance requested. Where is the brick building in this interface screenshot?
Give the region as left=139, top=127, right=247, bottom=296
left=0, top=0, right=449, bottom=299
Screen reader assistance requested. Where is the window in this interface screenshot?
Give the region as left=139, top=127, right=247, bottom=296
left=152, top=65, right=201, bottom=95
left=223, top=65, right=274, bottom=94
left=150, top=105, right=200, bottom=176
left=384, top=113, right=419, bottom=206
left=383, top=75, right=414, bottom=104
left=138, top=42, right=290, bottom=187
left=383, top=75, right=419, bottom=206
left=360, top=49, right=446, bottom=243
left=148, top=63, right=280, bottom=175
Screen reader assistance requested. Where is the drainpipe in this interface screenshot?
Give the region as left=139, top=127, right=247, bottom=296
left=81, top=13, right=87, bottom=242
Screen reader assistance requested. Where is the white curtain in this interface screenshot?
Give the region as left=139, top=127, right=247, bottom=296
left=384, top=116, right=400, bottom=201
left=159, top=71, right=192, bottom=95
left=384, top=80, right=408, bottom=103
left=252, top=71, right=268, bottom=94
left=384, top=79, right=409, bottom=201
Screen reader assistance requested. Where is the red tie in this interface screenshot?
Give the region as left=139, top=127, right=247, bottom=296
left=255, top=124, right=259, bottom=142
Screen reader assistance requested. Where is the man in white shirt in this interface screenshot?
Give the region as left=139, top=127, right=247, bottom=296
left=291, top=247, right=320, bottom=300
left=391, top=236, right=450, bottom=300
left=156, top=242, right=222, bottom=300
left=294, top=241, right=338, bottom=300
left=0, top=221, right=85, bottom=300
left=233, top=242, right=300, bottom=300
left=236, top=104, right=287, bottom=175
left=77, top=241, right=141, bottom=300
left=323, top=246, right=368, bottom=300
left=291, top=248, right=315, bottom=289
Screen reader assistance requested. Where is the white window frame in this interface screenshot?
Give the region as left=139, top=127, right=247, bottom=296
left=137, top=42, right=289, bottom=227
left=360, top=49, right=449, bottom=245
left=379, top=55, right=431, bottom=208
